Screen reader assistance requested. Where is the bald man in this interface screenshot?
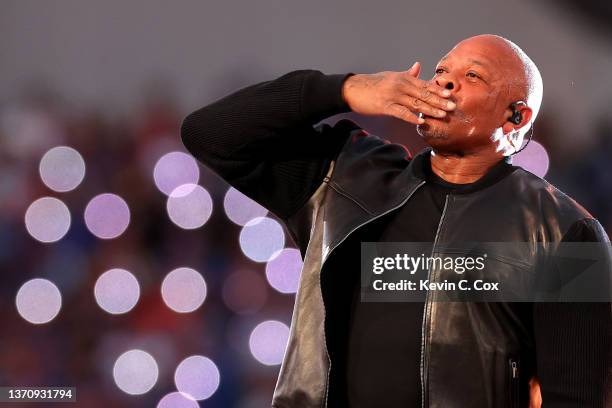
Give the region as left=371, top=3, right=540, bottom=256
left=181, top=34, right=611, bottom=407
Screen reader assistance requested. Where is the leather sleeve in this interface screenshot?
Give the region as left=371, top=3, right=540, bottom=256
left=180, top=69, right=357, bottom=221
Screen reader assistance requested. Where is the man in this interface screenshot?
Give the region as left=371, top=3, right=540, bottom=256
left=181, top=34, right=611, bottom=407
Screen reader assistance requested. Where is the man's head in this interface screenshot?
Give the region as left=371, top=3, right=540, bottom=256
left=416, top=34, right=543, bottom=156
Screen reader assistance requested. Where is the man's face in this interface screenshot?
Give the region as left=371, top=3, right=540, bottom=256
left=416, top=36, right=524, bottom=153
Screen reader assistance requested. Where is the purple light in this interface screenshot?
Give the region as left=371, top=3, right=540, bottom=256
left=39, top=146, right=86, bottom=192
left=265, top=248, right=302, bottom=294
left=24, top=197, right=71, bottom=243
left=153, top=151, right=200, bottom=196
left=166, top=184, right=213, bottom=230
left=84, top=193, right=130, bottom=239
left=157, top=392, right=199, bottom=408
left=248, top=320, right=290, bottom=366
left=15, top=278, right=62, bottom=324
left=221, top=269, right=268, bottom=315
left=161, top=267, right=207, bottom=313
left=113, top=349, right=159, bottom=395
left=223, top=187, right=268, bottom=226
left=513, top=140, right=550, bottom=178
left=239, top=217, right=285, bottom=263
left=174, top=355, right=220, bottom=401
left=94, top=269, right=140, bottom=315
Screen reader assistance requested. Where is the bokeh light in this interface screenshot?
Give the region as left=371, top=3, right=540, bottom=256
left=15, top=278, right=62, bottom=324
left=153, top=151, right=200, bottom=196
left=248, top=320, right=290, bottom=366
left=513, top=140, right=550, bottom=178
left=84, top=193, right=130, bottom=239
left=157, top=392, right=199, bottom=408
left=265, top=248, right=303, bottom=294
left=238, top=217, right=285, bottom=262
left=24, top=197, right=71, bottom=243
left=161, top=267, right=207, bottom=313
left=166, top=183, right=213, bottom=230
left=113, top=349, right=159, bottom=395
left=39, top=146, right=86, bottom=192
left=94, top=268, right=140, bottom=315
left=221, top=269, right=268, bottom=315
left=223, top=187, right=268, bottom=226
left=174, top=355, right=220, bottom=401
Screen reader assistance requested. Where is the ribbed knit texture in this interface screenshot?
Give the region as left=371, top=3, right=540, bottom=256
left=180, top=70, right=354, bottom=221
left=535, top=219, right=611, bottom=407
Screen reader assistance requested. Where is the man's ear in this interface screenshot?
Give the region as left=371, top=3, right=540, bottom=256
left=501, top=105, right=533, bottom=135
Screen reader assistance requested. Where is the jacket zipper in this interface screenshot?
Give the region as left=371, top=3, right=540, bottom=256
left=509, top=358, right=520, bottom=408
left=420, top=194, right=451, bottom=408
left=319, top=179, right=426, bottom=407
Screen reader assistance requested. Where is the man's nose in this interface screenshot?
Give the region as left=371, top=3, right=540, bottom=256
left=435, top=76, right=458, bottom=92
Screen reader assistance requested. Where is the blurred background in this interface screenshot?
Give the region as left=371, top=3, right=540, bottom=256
left=1, top=0, right=611, bottom=407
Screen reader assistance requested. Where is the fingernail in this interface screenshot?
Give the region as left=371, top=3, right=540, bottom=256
left=418, top=117, right=425, bottom=124
left=442, top=90, right=451, bottom=97
left=447, top=101, right=456, bottom=109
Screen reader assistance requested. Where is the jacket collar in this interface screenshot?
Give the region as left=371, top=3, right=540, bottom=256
left=407, top=146, right=516, bottom=193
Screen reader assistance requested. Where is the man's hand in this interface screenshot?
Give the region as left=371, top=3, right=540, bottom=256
left=341, top=62, right=456, bottom=125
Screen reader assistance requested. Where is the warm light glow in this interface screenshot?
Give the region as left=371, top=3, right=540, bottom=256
left=265, top=248, right=303, bottom=294
left=174, top=355, right=220, bottom=401
left=39, top=146, right=86, bottom=192
left=24, top=197, right=71, bottom=243
left=223, top=187, right=268, bottom=226
left=153, top=151, right=200, bottom=196
left=94, top=269, right=140, bottom=315
left=16, top=278, right=62, bottom=324
left=161, top=267, right=207, bottom=313
left=166, top=184, right=213, bottom=230
left=248, top=320, right=290, bottom=366
left=84, top=193, right=130, bottom=239
left=238, top=217, right=285, bottom=262
left=113, top=349, right=159, bottom=395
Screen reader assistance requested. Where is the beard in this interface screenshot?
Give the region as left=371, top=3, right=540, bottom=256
left=416, top=108, right=476, bottom=141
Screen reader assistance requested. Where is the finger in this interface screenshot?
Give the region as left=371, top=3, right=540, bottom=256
left=400, top=79, right=455, bottom=110
left=406, top=61, right=421, bottom=78
left=386, top=103, right=425, bottom=125
left=402, top=75, right=451, bottom=101
left=396, top=95, right=448, bottom=118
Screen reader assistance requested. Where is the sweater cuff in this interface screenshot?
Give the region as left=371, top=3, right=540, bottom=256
left=301, top=71, right=355, bottom=121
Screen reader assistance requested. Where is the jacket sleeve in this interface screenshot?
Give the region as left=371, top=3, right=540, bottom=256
left=180, top=69, right=358, bottom=221
left=533, top=218, right=612, bottom=407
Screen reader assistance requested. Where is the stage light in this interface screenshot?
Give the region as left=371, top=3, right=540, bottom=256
left=153, top=151, right=200, bottom=196
left=174, top=355, right=220, bottom=401
left=238, top=217, right=285, bottom=262
left=94, top=268, right=140, bottom=315
left=248, top=320, right=290, bottom=366
left=84, top=193, right=130, bottom=239
left=166, top=184, right=213, bottom=230
left=265, top=248, right=302, bottom=294
left=161, top=267, right=207, bottom=313
left=25, top=197, right=71, bottom=243
left=112, top=349, right=158, bottom=395
left=15, top=278, right=62, bottom=324
left=223, top=187, right=268, bottom=226
left=157, top=392, right=199, bottom=408
left=221, top=269, right=268, bottom=315
left=513, top=140, right=550, bottom=178
left=39, top=146, right=85, bottom=192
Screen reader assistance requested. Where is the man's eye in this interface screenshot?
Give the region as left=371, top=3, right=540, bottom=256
left=434, top=68, right=445, bottom=74
left=466, top=72, right=480, bottom=78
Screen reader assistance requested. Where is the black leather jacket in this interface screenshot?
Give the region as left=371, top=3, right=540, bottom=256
left=180, top=70, right=611, bottom=408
